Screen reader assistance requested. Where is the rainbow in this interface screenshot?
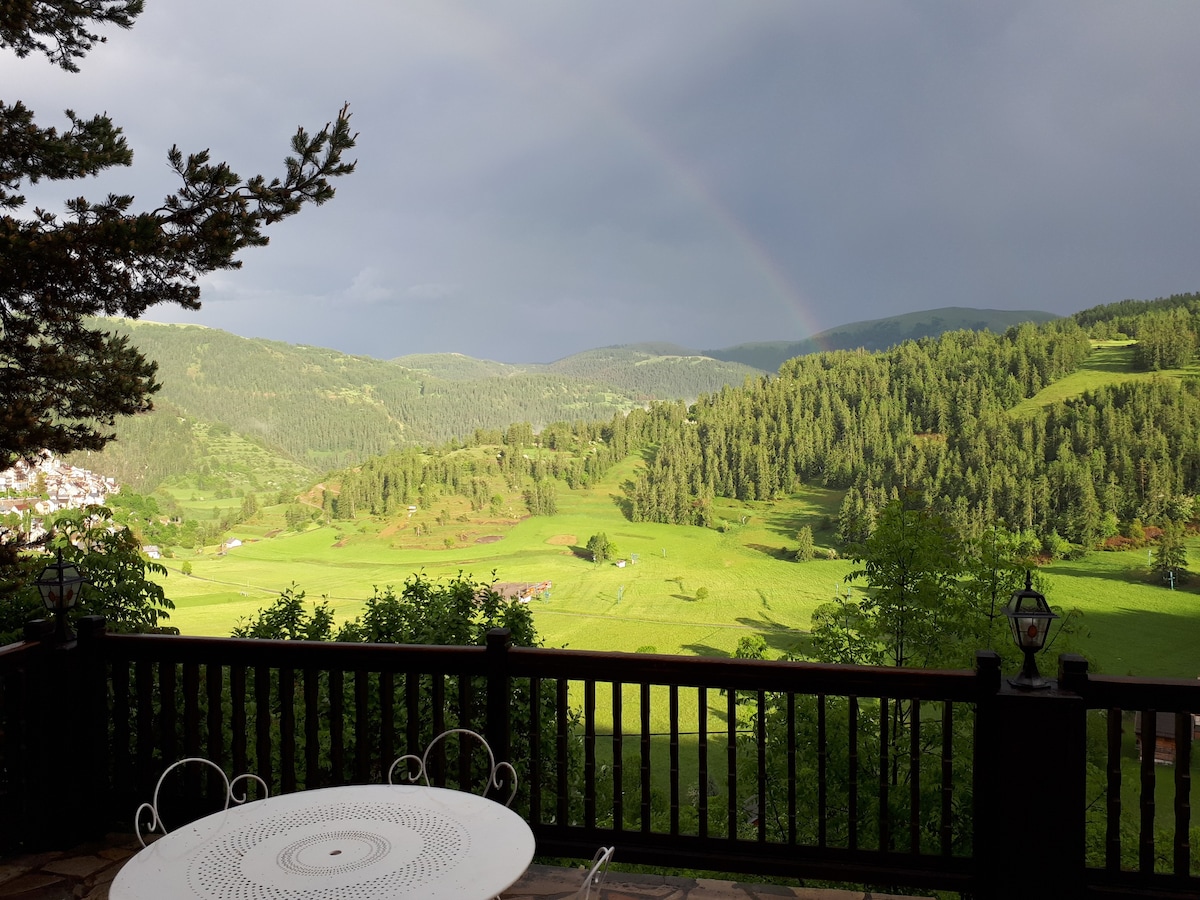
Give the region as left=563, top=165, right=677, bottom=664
left=424, top=4, right=821, bottom=346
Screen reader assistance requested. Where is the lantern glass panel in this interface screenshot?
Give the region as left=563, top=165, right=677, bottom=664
left=36, top=561, right=83, bottom=611
left=1013, top=613, right=1049, bottom=650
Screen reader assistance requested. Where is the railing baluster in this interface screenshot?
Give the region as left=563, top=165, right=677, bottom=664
left=818, top=693, right=827, bottom=848
left=1106, top=707, right=1122, bottom=871
left=613, top=681, right=623, bottom=831
left=357, top=670, right=375, bottom=784
left=584, top=680, right=596, bottom=828
left=757, top=689, right=766, bottom=843
left=160, top=660, right=177, bottom=767
left=1140, top=708, right=1156, bottom=874
left=787, top=692, right=797, bottom=847
left=670, top=685, right=680, bottom=837
left=529, top=677, right=542, bottom=825
left=940, top=700, right=952, bottom=857
left=879, top=696, right=889, bottom=854
left=429, top=674, right=445, bottom=784
left=849, top=695, right=858, bottom=853
left=205, top=664, right=222, bottom=774
left=1175, top=710, right=1192, bottom=876
left=698, top=685, right=708, bottom=839
left=135, top=661, right=154, bottom=789
left=330, top=669, right=344, bottom=784
left=727, top=685, right=737, bottom=840
left=112, top=661, right=131, bottom=803
left=230, top=665, right=246, bottom=779
left=279, top=667, right=295, bottom=792
left=404, top=670, right=418, bottom=759
left=255, top=664, right=272, bottom=789
left=380, top=671, right=394, bottom=785
left=183, top=662, right=200, bottom=762
left=456, top=675, right=470, bottom=790
left=556, top=678, right=569, bottom=827
left=304, top=669, right=320, bottom=789
left=909, top=699, right=920, bottom=854
left=641, top=682, right=651, bottom=833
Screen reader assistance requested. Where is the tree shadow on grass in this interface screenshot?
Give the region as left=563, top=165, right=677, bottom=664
left=745, top=542, right=795, bottom=561
left=681, top=642, right=727, bottom=657
left=1042, top=560, right=1189, bottom=588
left=762, top=509, right=811, bottom=539
left=611, top=480, right=636, bottom=520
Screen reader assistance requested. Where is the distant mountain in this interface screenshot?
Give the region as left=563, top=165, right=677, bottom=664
left=83, top=322, right=764, bottom=490
left=78, top=308, right=1063, bottom=489
left=703, top=307, right=1059, bottom=372
left=391, top=353, right=520, bottom=381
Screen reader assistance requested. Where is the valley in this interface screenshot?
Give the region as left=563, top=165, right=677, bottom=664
left=52, top=297, right=1200, bottom=684
left=155, top=452, right=1200, bottom=680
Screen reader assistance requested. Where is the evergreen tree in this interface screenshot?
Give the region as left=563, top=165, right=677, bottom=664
left=1154, top=518, right=1188, bottom=584
left=794, top=525, right=815, bottom=562
left=0, top=3, right=357, bottom=467
left=586, top=532, right=617, bottom=563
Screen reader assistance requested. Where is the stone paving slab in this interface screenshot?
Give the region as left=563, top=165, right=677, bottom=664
left=0, top=837, right=934, bottom=900
left=501, top=864, right=932, bottom=899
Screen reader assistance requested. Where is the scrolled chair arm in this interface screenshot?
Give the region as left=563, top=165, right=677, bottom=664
left=136, top=756, right=269, bottom=847
left=387, top=727, right=518, bottom=807
left=578, top=846, right=615, bottom=900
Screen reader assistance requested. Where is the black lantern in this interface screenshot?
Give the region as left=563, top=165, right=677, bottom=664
left=36, top=549, right=84, bottom=643
left=1004, top=570, right=1059, bottom=690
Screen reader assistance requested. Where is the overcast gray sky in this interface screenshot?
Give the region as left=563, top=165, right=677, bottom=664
left=10, top=1, right=1200, bottom=362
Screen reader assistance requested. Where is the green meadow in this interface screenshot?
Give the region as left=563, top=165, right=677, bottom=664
left=1011, top=340, right=1200, bottom=417
left=154, top=454, right=1200, bottom=681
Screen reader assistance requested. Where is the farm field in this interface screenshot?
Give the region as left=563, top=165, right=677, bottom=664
left=153, top=455, right=1200, bottom=682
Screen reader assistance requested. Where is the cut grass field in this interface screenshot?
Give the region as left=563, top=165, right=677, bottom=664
left=1010, top=340, right=1200, bottom=417
left=155, top=452, right=1200, bottom=681
left=159, top=455, right=856, bottom=658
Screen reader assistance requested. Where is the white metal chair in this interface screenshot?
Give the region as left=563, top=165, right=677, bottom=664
left=578, top=846, right=615, bottom=899
left=135, top=756, right=268, bottom=847
left=387, top=727, right=518, bottom=807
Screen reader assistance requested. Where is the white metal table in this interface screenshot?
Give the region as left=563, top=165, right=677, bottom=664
left=110, top=783, right=535, bottom=900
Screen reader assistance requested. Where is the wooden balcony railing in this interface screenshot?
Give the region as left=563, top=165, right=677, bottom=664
left=2, top=621, right=1200, bottom=900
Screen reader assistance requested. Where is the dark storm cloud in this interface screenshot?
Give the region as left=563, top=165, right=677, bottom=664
left=7, top=1, right=1200, bottom=361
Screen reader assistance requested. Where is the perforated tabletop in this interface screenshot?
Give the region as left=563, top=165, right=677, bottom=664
left=110, top=783, right=536, bottom=899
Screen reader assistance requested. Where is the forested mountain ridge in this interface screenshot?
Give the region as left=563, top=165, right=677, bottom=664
left=703, top=307, right=1059, bottom=372
left=628, top=298, right=1200, bottom=551
left=78, top=321, right=764, bottom=489
left=395, top=344, right=762, bottom=397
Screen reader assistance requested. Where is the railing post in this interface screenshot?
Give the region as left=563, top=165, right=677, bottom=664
left=974, top=649, right=1003, bottom=892
left=76, top=616, right=109, bottom=841
left=19, top=618, right=101, bottom=849
left=974, top=649, right=1088, bottom=900
left=485, top=628, right=513, bottom=798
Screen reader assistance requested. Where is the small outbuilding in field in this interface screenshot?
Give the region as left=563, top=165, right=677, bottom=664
left=488, top=581, right=552, bottom=604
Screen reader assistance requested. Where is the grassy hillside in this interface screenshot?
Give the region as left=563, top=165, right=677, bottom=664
left=706, top=307, right=1059, bottom=372
left=1010, top=340, right=1200, bottom=416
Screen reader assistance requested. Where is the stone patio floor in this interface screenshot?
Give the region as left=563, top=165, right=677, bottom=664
left=0, top=834, right=931, bottom=900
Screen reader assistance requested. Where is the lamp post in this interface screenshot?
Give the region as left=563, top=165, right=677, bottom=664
left=35, top=548, right=84, bottom=644
left=1004, top=570, right=1059, bottom=690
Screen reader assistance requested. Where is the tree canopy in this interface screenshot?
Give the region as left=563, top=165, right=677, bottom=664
left=0, top=1, right=356, bottom=468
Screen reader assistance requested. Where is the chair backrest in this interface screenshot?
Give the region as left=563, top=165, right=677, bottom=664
left=135, top=757, right=268, bottom=847
left=387, top=727, right=518, bottom=807
left=578, top=846, right=615, bottom=900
